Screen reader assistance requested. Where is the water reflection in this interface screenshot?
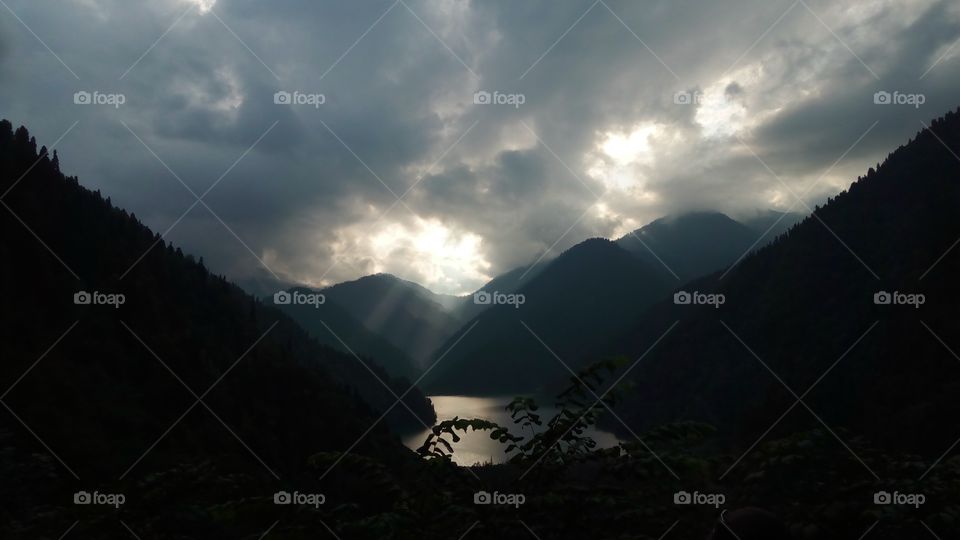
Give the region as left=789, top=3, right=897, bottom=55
left=402, top=395, right=622, bottom=466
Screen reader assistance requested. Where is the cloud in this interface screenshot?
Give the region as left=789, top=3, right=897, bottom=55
left=1, top=0, right=958, bottom=294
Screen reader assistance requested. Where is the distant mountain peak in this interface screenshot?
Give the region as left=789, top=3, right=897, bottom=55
left=561, top=236, right=620, bottom=252
left=614, top=210, right=759, bottom=282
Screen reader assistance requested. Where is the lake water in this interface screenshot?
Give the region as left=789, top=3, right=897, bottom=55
left=402, top=395, right=623, bottom=466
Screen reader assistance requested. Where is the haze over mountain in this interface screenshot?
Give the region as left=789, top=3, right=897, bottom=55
left=273, top=286, right=422, bottom=380
left=740, top=209, right=806, bottom=242
left=318, top=274, right=466, bottom=369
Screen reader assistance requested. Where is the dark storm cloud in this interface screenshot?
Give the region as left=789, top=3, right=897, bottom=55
left=1, top=0, right=958, bottom=294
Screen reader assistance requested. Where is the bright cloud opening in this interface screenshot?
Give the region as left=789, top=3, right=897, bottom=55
left=184, top=0, right=216, bottom=14
left=367, top=218, right=492, bottom=295
left=586, top=122, right=661, bottom=193
left=600, top=123, right=659, bottom=166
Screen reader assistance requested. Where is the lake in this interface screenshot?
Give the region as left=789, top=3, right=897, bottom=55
left=402, top=395, right=623, bottom=466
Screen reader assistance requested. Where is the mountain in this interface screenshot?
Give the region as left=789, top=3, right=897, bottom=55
left=320, top=273, right=464, bottom=368
left=609, top=109, right=960, bottom=455
left=296, top=261, right=550, bottom=369
left=0, top=119, right=434, bottom=493
left=424, top=211, right=799, bottom=395
left=615, top=211, right=763, bottom=281
left=424, top=238, right=675, bottom=394
left=452, top=261, right=549, bottom=322
left=306, top=210, right=789, bottom=389
left=273, top=286, right=421, bottom=380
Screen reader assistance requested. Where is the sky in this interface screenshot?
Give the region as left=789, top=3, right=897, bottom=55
left=0, top=0, right=958, bottom=295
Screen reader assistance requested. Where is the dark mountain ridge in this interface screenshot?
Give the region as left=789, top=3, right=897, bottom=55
left=319, top=273, right=464, bottom=368
left=0, top=118, right=434, bottom=489
left=616, top=211, right=775, bottom=282
left=422, top=208, right=808, bottom=395
left=424, top=238, right=676, bottom=394
left=274, top=285, right=422, bottom=380
left=609, top=109, right=960, bottom=456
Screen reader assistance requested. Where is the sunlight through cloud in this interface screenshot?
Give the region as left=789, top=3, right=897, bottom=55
left=366, top=218, right=492, bottom=295
left=587, top=122, right=661, bottom=194
left=183, top=0, right=216, bottom=14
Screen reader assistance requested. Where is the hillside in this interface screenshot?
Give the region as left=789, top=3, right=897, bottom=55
left=320, top=274, right=464, bottom=368
left=616, top=211, right=766, bottom=281
left=610, top=109, right=960, bottom=456
left=425, top=238, right=675, bottom=394
left=0, top=120, right=439, bottom=535
left=740, top=209, right=805, bottom=242
left=452, top=261, right=550, bottom=322
left=274, top=286, right=421, bottom=380
left=424, top=210, right=798, bottom=395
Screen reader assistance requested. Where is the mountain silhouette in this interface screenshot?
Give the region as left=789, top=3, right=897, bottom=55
left=422, top=210, right=800, bottom=395
left=616, top=211, right=777, bottom=282
left=271, top=286, right=422, bottom=380
left=424, top=238, right=676, bottom=394
left=452, top=261, right=550, bottom=322
left=609, top=108, right=960, bottom=455
left=319, top=273, right=465, bottom=369
left=6, top=109, right=958, bottom=538
left=0, top=119, right=433, bottom=492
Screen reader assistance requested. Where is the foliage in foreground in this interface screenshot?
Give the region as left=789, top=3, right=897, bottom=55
left=405, top=358, right=960, bottom=540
